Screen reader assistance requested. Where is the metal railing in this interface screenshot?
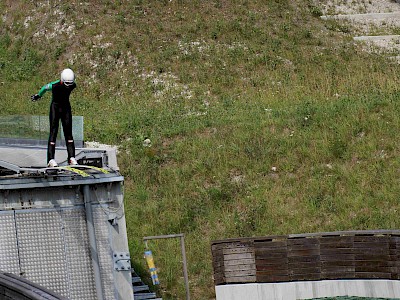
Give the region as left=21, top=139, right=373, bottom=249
left=0, top=115, right=84, bottom=147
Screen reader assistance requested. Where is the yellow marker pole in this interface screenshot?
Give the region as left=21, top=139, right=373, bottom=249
left=144, top=250, right=159, bottom=285
left=143, top=234, right=190, bottom=300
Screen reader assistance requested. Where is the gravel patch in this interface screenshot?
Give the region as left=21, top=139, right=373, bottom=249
left=317, top=0, right=400, bottom=56
left=317, top=0, right=400, bottom=15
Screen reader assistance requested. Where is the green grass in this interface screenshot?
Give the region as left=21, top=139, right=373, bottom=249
left=2, top=1, right=400, bottom=299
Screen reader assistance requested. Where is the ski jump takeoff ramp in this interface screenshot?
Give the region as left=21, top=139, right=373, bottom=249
left=0, top=145, right=134, bottom=300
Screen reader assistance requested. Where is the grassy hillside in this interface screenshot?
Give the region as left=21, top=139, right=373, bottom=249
left=1, top=1, right=400, bottom=299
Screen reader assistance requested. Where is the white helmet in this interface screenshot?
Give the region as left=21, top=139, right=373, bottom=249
left=61, top=68, right=75, bottom=86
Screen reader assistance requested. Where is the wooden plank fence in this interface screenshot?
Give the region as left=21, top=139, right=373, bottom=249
left=211, top=230, right=400, bottom=285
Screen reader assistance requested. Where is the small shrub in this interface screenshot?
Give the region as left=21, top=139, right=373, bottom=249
left=308, top=4, right=322, bottom=17
left=330, top=138, right=347, bottom=159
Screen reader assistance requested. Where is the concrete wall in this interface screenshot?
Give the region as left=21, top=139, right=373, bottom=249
left=215, top=280, right=400, bottom=300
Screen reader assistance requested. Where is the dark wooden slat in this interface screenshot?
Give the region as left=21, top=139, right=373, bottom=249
left=256, top=264, right=288, bottom=272
left=254, top=240, right=287, bottom=249
left=289, top=267, right=321, bottom=274
left=253, top=236, right=287, bottom=243
left=321, top=266, right=355, bottom=273
left=290, top=273, right=320, bottom=281
left=225, top=268, right=256, bottom=275
left=256, top=268, right=289, bottom=275
left=255, top=247, right=287, bottom=254
left=354, top=272, right=392, bottom=279
left=256, top=274, right=290, bottom=282
left=211, top=241, right=254, bottom=251
left=321, top=261, right=355, bottom=267
left=287, top=249, right=320, bottom=257
left=224, top=264, right=256, bottom=272
left=354, top=254, right=391, bottom=261
left=355, top=266, right=393, bottom=273
left=257, top=271, right=289, bottom=277
left=386, top=260, right=400, bottom=266
left=213, top=273, right=226, bottom=285
left=321, top=254, right=355, bottom=261
left=212, top=250, right=224, bottom=263
left=223, top=258, right=256, bottom=267
left=288, top=262, right=320, bottom=270
left=320, top=236, right=354, bottom=244
left=320, top=248, right=355, bottom=255
left=213, top=265, right=225, bottom=273
left=288, top=238, right=319, bottom=246
left=255, top=257, right=289, bottom=265
left=225, top=276, right=256, bottom=283
left=213, top=272, right=225, bottom=279
left=320, top=242, right=354, bottom=249
left=321, top=272, right=356, bottom=279
left=222, top=248, right=253, bottom=255
left=288, top=255, right=320, bottom=263
left=353, top=242, right=389, bottom=249
left=212, top=255, right=224, bottom=264
left=255, top=252, right=288, bottom=259
left=390, top=236, right=400, bottom=245
left=223, top=252, right=254, bottom=261
left=354, top=236, right=389, bottom=242
left=288, top=244, right=320, bottom=251
left=353, top=260, right=389, bottom=267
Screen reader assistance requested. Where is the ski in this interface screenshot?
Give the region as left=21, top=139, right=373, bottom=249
left=42, top=166, right=90, bottom=177
left=69, top=165, right=110, bottom=174
left=17, top=165, right=111, bottom=177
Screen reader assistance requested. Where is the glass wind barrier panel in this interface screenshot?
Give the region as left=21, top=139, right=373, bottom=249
left=0, top=115, right=84, bottom=147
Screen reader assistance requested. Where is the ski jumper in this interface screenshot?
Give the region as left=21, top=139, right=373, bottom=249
left=37, top=80, right=76, bottom=163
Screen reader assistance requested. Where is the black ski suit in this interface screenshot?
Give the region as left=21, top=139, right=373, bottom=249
left=36, top=80, right=76, bottom=163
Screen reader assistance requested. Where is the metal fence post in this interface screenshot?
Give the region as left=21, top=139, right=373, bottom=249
left=143, top=233, right=190, bottom=300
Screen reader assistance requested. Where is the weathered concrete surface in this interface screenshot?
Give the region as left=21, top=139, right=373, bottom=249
left=319, top=0, right=400, bottom=57
left=353, top=35, right=400, bottom=41
left=321, top=11, right=400, bottom=20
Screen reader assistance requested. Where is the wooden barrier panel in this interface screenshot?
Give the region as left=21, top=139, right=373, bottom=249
left=212, top=240, right=256, bottom=284
left=211, top=230, right=400, bottom=285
